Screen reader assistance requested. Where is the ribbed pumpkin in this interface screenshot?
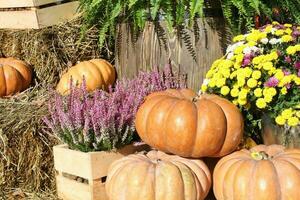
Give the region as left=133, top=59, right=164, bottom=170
left=106, top=150, right=211, bottom=200
left=214, top=145, right=300, bottom=200
left=135, top=89, right=243, bottom=158
left=0, top=57, right=32, bottom=97
left=56, top=59, right=115, bottom=95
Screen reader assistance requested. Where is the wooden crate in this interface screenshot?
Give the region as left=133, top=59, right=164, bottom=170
left=0, top=0, right=79, bottom=29
left=53, top=144, right=149, bottom=200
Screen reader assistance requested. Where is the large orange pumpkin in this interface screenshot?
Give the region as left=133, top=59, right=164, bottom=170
left=56, top=59, right=115, bottom=95
left=106, top=150, right=211, bottom=200
left=0, top=57, right=32, bottom=97
left=135, top=89, right=243, bottom=158
left=213, top=145, right=300, bottom=200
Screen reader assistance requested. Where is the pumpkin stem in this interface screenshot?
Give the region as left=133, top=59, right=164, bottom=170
left=251, top=151, right=269, bottom=160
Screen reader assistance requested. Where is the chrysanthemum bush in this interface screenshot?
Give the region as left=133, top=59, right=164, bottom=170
left=201, top=22, right=300, bottom=139
left=44, top=64, right=186, bottom=152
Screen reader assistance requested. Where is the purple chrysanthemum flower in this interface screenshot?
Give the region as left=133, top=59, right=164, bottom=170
left=264, top=77, right=279, bottom=87
left=285, top=56, right=292, bottom=63
left=242, top=58, right=251, bottom=67
left=283, top=69, right=291, bottom=75
left=295, top=61, right=300, bottom=70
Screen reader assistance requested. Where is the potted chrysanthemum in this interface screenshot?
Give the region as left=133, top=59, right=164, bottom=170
left=201, top=22, right=300, bottom=147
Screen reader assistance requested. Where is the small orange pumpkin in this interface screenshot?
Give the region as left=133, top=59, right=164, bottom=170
left=213, top=145, right=300, bottom=199
left=56, top=59, right=116, bottom=95
left=135, top=89, right=244, bottom=158
left=106, top=150, right=211, bottom=200
left=0, top=57, right=32, bottom=97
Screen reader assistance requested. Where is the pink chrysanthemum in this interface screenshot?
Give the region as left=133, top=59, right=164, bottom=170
left=264, top=77, right=279, bottom=87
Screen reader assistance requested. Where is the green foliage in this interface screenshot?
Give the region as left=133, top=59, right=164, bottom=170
left=79, top=0, right=300, bottom=48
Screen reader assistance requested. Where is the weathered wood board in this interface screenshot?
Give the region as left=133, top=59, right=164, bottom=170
left=115, top=18, right=231, bottom=91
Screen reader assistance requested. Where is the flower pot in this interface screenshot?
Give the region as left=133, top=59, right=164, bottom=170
left=53, top=143, right=149, bottom=200
left=262, top=114, right=300, bottom=148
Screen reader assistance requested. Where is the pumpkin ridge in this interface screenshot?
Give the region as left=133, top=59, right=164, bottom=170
left=171, top=160, right=200, bottom=200
left=162, top=98, right=180, bottom=154
left=146, top=97, right=177, bottom=152
left=223, top=160, right=244, bottom=199
left=207, top=99, right=228, bottom=156
left=190, top=102, right=198, bottom=157
left=89, top=60, right=107, bottom=86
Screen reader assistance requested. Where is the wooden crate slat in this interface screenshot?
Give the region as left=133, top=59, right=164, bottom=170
left=0, top=9, right=39, bottom=29
left=36, top=1, right=79, bottom=28
left=0, top=1, right=79, bottom=29
left=56, top=175, right=108, bottom=200
left=0, top=0, right=61, bottom=8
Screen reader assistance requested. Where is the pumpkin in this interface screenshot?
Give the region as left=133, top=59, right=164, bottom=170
left=56, top=59, right=115, bottom=95
left=213, top=145, right=300, bottom=200
left=135, top=89, right=243, bottom=158
left=0, top=57, right=32, bottom=97
left=106, top=150, right=211, bottom=200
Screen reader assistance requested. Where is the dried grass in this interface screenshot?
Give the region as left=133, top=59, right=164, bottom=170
left=0, top=17, right=108, bottom=195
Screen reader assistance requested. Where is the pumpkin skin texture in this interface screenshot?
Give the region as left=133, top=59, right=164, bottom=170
left=0, top=57, right=32, bottom=97
left=213, top=145, right=300, bottom=200
left=105, top=150, right=211, bottom=200
left=56, top=59, right=115, bottom=95
left=135, top=89, right=243, bottom=158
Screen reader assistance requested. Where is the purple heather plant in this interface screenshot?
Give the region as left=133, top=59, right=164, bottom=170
left=44, top=62, right=187, bottom=152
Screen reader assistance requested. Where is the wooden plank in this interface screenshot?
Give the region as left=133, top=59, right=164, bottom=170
left=0, top=1, right=79, bottom=29
left=36, top=1, right=79, bottom=28
left=56, top=174, right=108, bottom=200
left=0, top=0, right=60, bottom=8
left=0, top=9, right=39, bottom=29
left=115, top=18, right=231, bottom=91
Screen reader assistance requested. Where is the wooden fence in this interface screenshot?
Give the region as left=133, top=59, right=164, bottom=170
left=115, top=17, right=232, bottom=91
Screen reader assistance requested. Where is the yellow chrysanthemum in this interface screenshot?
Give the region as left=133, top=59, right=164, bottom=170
left=252, top=56, right=264, bottom=65
left=234, top=46, right=245, bottom=54
left=235, top=54, right=244, bottom=63
left=201, top=84, right=208, bottom=92
left=287, top=46, right=297, bottom=55
left=262, top=62, right=273, bottom=70
left=247, top=78, right=258, bottom=88
left=220, top=86, right=230, bottom=96
left=284, top=23, right=292, bottom=28
left=256, top=98, right=267, bottom=109
left=264, top=25, right=273, bottom=33
left=275, top=116, right=286, bottom=125
left=284, top=28, right=292, bottom=34
left=252, top=70, right=261, bottom=80
left=230, top=88, right=239, bottom=97
left=233, top=35, right=245, bottom=42
left=238, top=98, right=247, bottom=106
left=254, top=88, right=262, bottom=97
left=281, top=35, right=293, bottom=42
left=216, top=78, right=226, bottom=88
left=275, top=29, right=284, bottom=36
left=272, top=21, right=279, bottom=25
left=237, top=78, right=246, bottom=87
left=274, top=70, right=284, bottom=80
left=268, top=87, right=277, bottom=96
left=208, top=79, right=216, bottom=87
left=282, top=109, right=293, bottom=119
left=238, top=89, right=248, bottom=99
left=296, top=111, right=300, bottom=118
left=264, top=95, right=273, bottom=103
left=281, top=87, right=287, bottom=94
left=287, top=117, right=299, bottom=126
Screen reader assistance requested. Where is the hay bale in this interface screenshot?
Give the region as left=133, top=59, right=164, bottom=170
left=0, top=17, right=108, bottom=86
left=0, top=17, right=108, bottom=195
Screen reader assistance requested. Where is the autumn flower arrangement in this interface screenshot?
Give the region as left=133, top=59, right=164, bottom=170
left=44, top=64, right=186, bottom=152
left=201, top=22, right=300, bottom=138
